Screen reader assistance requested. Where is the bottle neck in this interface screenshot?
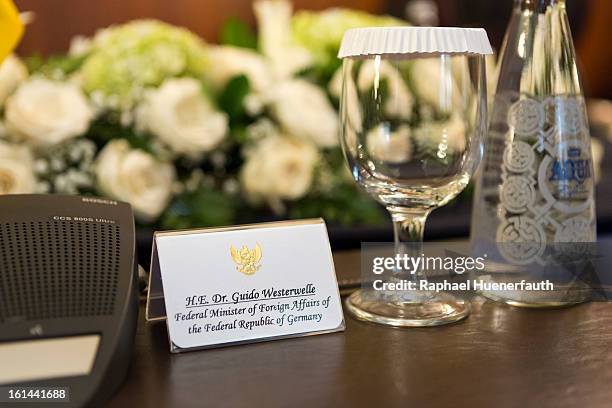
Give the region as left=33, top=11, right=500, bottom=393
left=516, top=0, right=565, bottom=12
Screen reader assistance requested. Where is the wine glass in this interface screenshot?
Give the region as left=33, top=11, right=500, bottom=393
left=338, top=27, right=491, bottom=326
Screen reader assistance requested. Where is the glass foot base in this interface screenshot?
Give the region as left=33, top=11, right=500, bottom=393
left=345, top=289, right=470, bottom=327
left=477, top=275, right=591, bottom=308
left=480, top=289, right=590, bottom=308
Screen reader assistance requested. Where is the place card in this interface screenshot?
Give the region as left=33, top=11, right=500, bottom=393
left=146, top=219, right=345, bottom=353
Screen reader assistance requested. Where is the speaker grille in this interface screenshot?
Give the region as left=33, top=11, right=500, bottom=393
left=0, top=221, right=120, bottom=323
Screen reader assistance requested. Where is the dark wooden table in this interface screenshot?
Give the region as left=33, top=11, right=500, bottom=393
left=109, top=250, right=612, bottom=408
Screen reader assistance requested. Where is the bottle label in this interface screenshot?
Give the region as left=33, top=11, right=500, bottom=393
left=494, top=94, right=595, bottom=264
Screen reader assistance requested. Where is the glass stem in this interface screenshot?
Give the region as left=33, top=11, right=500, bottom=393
left=391, top=208, right=428, bottom=243
left=388, top=206, right=431, bottom=286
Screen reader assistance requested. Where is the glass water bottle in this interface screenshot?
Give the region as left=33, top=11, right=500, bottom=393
left=471, top=0, right=596, bottom=307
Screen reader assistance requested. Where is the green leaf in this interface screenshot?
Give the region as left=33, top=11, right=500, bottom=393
left=49, top=54, right=88, bottom=74
left=218, top=74, right=251, bottom=121
left=298, top=56, right=341, bottom=88
left=24, top=53, right=45, bottom=74
left=85, top=116, right=157, bottom=156
left=161, top=188, right=236, bottom=229
left=290, top=183, right=385, bottom=226
left=230, top=125, right=248, bottom=145
left=25, top=53, right=87, bottom=76
left=220, top=17, right=258, bottom=50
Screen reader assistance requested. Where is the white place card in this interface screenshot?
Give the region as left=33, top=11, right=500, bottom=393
left=146, top=219, right=345, bottom=353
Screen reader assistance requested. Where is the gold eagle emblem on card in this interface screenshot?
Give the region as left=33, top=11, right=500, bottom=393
left=230, top=244, right=262, bottom=275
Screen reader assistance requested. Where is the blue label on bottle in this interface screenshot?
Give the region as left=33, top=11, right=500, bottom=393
left=548, top=148, right=591, bottom=185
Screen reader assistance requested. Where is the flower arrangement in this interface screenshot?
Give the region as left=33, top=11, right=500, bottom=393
left=0, top=1, right=497, bottom=229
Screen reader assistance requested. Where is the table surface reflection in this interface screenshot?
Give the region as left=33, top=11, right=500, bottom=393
left=109, top=250, right=612, bottom=408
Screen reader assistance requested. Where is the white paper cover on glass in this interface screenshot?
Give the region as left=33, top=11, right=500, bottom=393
left=338, top=26, right=493, bottom=59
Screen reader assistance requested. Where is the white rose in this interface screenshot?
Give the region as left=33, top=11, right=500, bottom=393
left=366, top=125, right=412, bottom=163
left=69, top=35, right=93, bottom=56
left=0, top=141, right=36, bottom=194
left=95, top=139, right=175, bottom=222
left=412, top=57, right=461, bottom=112
left=136, top=78, right=228, bottom=158
left=0, top=54, right=27, bottom=107
left=206, top=46, right=272, bottom=93
left=330, top=67, right=363, bottom=133
left=241, top=135, right=318, bottom=205
left=328, top=66, right=343, bottom=99
left=244, top=93, right=265, bottom=116
left=254, top=0, right=312, bottom=79
left=451, top=53, right=498, bottom=100
left=413, top=115, right=466, bottom=157
left=268, top=79, right=338, bottom=147
left=5, top=78, right=94, bottom=147
left=358, top=60, right=414, bottom=120
left=245, top=118, right=281, bottom=141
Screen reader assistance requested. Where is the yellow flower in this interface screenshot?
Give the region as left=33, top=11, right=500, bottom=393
left=0, top=0, right=24, bottom=63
